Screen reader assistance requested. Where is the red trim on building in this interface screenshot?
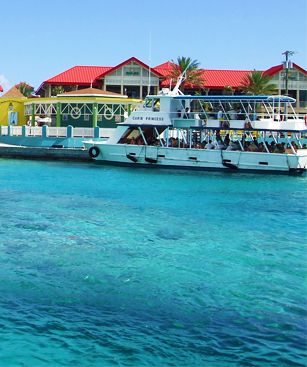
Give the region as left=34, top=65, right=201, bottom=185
left=264, top=63, right=307, bottom=76
left=97, top=56, right=163, bottom=78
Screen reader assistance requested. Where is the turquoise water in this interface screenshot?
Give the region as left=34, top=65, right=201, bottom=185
left=0, top=159, right=306, bottom=367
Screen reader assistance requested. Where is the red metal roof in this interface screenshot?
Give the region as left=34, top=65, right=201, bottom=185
left=155, top=61, right=251, bottom=89
left=36, top=58, right=306, bottom=94
left=44, top=65, right=112, bottom=85
left=0, top=85, right=3, bottom=92
left=153, top=61, right=174, bottom=77
left=202, top=69, right=252, bottom=89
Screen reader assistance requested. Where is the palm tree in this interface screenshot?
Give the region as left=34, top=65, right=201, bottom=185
left=240, top=71, right=277, bottom=95
left=167, top=56, right=205, bottom=93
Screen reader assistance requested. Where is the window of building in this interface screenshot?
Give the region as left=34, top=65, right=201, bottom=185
left=142, top=86, right=155, bottom=98
left=299, top=90, right=307, bottom=108
left=280, top=70, right=299, bottom=81
left=298, top=72, right=307, bottom=81
left=106, top=85, right=122, bottom=94
left=84, top=114, right=90, bottom=121
left=109, top=69, right=122, bottom=77
left=124, top=86, right=140, bottom=98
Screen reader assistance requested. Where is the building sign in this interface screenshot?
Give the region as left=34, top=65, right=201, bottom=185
left=125, top=71, right=139, bottom=76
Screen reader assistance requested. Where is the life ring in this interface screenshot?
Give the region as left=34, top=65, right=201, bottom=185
left=71, top=107, right=81, bottom=119
left=104, top=106, right=114, bottom=120
left=89, top=146, right=100, bottom=158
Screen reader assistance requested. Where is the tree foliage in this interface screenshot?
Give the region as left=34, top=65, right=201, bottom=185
left=52, top=85, right=65, bottom=96
left=240, top=71, right=277, bottom=95
left=15, top=82, right=34, bottom=97
left=167, top=56, right=205, bottom=92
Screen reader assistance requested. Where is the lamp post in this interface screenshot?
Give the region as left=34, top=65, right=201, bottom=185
left=282, top=50, right=294, bottom=96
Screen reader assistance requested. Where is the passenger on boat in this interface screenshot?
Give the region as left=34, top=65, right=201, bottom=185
left=257, top=142, right=266, bottom=152
left=252, top=137, right=259, bottom=148
left=226, top=141, right=240, bottom=151
left=183, top=107, right=190, bottom=119
left=221, top=120, right=230, bottom=128
left=216, top=130, right=222, bottom=142
left=274, top=109, right=281, bottom=121
left=172, top=138, right=179, bottom=147
left=227, top=109, right=237, bottom=120
left=291, top=142, right=298, bottom=151
left=224, top=133, right=230, bottom=146
left=217, top=108, right=223, bottom=120
left=268, top=141, right=276, bottom=152
left=244, top=119, right=252, bottom=129
left=205, top=140, right=215, bottom=149
left=215, top=140, right=226, bottom=150
left=247, top=141, right=258, bottom=152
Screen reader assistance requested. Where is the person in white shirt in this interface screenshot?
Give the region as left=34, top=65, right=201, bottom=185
left=217, top=109, right=223, bottom=119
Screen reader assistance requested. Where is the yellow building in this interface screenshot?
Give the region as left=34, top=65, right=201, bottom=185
left=0, top=86, right=27, bottom=126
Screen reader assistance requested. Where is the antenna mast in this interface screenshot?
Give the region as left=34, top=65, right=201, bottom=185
left=147, top=32, right=152, bottom=95
left=170, top=64, right=189, bottom=95
left=282, top=50, right=294, bottom=95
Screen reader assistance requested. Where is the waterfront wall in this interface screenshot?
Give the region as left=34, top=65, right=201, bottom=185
left=0, top=145, right=91, bottom=161
left=0, top=125, right=114, bottom=148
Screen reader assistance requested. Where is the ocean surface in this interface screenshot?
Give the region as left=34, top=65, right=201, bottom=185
left=0, top=158, right=306, bottom=367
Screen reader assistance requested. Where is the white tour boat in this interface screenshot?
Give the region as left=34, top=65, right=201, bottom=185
left=84, top=78, right=307, bottom=175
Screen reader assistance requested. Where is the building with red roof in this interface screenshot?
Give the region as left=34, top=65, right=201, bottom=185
left=37, top=57, right=162, bottom=99
left=36, top=56, right=307, bottom=110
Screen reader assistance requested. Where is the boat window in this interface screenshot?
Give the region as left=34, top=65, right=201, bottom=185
left=153, top=99, right=160, bottom=112
left=143, top=98, right=160, bottom=111
left=144, top=98, right=153, bottom=109
left=119, top=128, right=141, bottom=144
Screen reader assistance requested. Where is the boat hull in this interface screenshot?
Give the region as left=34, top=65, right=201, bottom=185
left=84, top=143, right=307, bottom=175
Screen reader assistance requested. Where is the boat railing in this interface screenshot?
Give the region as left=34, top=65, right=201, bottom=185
left=170, top=112, right=306, bottom=131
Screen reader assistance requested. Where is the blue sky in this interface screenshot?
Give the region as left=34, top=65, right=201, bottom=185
left=1, top=0, right=306, bottom=91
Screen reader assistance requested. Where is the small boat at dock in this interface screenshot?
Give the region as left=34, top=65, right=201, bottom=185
left=84, top=77, right=307, bottom=175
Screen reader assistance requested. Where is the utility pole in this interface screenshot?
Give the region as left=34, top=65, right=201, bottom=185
left=282, top=50, right=294, bottom=95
